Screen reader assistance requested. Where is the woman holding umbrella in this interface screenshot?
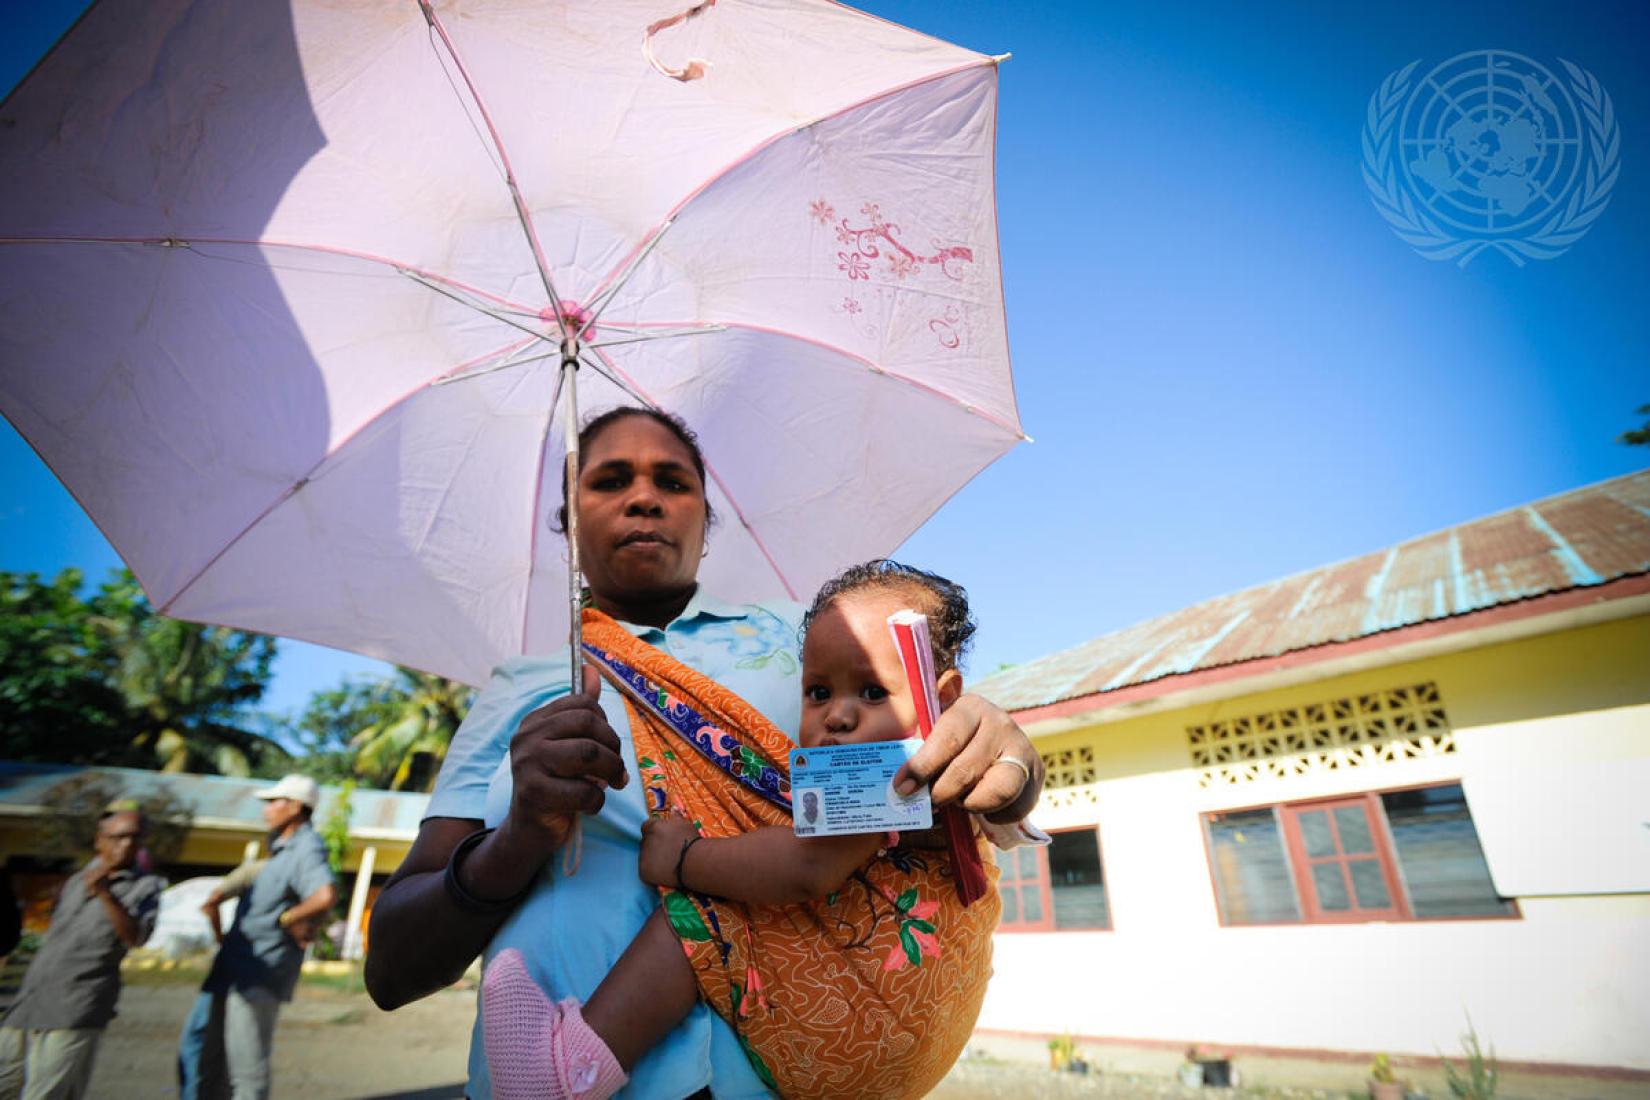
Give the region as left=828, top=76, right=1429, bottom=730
left=365, top=407, right=1044, bottom=1100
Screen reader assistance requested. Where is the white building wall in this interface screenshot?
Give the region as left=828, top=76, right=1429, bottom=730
left=981, top=894, right=1650, bottom=1067
left=977, top=616, right=1650, bottom=1069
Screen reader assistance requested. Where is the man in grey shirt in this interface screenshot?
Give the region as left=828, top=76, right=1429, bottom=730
left=187, top=775, right=335, bottom=1100
left=0, top=803, right=162, bottom=1100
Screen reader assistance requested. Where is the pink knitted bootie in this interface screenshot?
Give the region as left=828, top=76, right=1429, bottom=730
left=484, top=948, right=629, bottom=1100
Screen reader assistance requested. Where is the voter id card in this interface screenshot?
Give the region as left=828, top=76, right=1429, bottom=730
left=790, top=739, right=932, bottom=837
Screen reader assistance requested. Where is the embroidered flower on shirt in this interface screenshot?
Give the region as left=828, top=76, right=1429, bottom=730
left=723, top=613, right=799, bottom=673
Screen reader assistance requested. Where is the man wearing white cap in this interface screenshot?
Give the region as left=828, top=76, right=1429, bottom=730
left=181, top=775, right=335, bottom=1100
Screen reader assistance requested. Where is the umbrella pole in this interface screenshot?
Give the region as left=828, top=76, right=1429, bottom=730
left=561, top=336, right=583, bottom=696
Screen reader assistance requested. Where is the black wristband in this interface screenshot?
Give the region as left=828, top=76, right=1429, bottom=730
left=674, top=835, right=704, bottom=893
left=443, top=828, right=532, bottom=915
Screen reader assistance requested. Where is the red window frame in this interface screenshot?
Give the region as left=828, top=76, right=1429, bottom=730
left=1279, top=794, right=1409, bottom=922
left=994, top=843, right=1054, bottom=932
left=995, top=827, right=1113, bottom=933
left=1200, top=782, right=1520, bottom=928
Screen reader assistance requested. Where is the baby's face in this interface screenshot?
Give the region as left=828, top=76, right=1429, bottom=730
left=799, top=589, right=922, bottom=748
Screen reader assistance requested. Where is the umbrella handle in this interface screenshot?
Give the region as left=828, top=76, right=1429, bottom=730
left=563, top=342, right=583, bottom=696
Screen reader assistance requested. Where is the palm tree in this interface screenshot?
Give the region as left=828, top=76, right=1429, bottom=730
left=115, top=617, right=284, bottom=775
left=348, top=669, right=473, bottom=791
left=90, top=572, right=284, bottom=776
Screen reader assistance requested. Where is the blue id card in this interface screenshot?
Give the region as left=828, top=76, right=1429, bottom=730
left=789, top=739, right=933, bottom=837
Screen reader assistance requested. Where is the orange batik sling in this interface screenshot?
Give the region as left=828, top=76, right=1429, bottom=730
left=580, top=610, right=1000, bottom=1100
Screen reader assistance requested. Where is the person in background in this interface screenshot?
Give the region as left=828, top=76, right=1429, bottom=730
left=179, top=857, right=319, bottom=1099
left=179, top=776, right=335, bottom=1100
left=0, top=802, right=162, bottom=1100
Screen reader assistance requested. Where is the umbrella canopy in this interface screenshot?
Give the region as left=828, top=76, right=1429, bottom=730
left=0, top=0, right=1023, bottom=687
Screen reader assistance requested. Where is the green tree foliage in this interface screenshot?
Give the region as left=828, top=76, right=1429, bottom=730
left=0, top=569, right=129, bottom=763
left=297, top=669, right=472, bottom=791
left=0, top=568, right=284, bottom=775
left=307, top=780, right=355, bottom=961
left=96, top=572, right=283, bottom=776
left=291, top=683, right=388, bottom=787
left=319, top=779, right=355, bottom=874
left=1621, top=403, right=1650, bottom=447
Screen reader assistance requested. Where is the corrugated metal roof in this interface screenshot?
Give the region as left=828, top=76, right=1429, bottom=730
left=0, top=762, right=428, bottom=838
left=974, top=468, right=1650, bottom=712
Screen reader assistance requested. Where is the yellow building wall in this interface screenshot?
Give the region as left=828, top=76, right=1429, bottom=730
left=978, top=613, right=1650, bottom=1069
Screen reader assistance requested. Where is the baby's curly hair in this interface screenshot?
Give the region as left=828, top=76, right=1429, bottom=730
left=801, top=560, right=976, bottom=674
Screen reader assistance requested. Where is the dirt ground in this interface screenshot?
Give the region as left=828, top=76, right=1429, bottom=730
left=90, top=980, right=471, bottom=1099
left=89, top=978, right=1266, bottom=1100
left=82, top=974, right=1641, bottom=1100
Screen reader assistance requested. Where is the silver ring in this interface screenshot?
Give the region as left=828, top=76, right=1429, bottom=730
left=994, top=755, right=1033, bottom=790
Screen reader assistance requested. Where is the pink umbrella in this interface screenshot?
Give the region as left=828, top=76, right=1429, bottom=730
left=0, top=0, right=1024, bottom=687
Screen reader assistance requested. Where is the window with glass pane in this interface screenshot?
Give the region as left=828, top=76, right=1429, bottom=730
left=1382, top=785, right=1513, bottom=917
left=1048, top=830, right=1110, bottom=929
left=1204, top=784, right=1517, bottom=927
left=1017, top=846, right=1044, bottom=923
left=994, top=846, right=1051, bottom=930
left=1205, top=809, right=1301, bottom=924
left=1281, top=798, right=1404, bottom=921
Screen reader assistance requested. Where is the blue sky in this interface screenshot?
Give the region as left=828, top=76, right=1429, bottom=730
left=3, top=1, right=1647, bottom=722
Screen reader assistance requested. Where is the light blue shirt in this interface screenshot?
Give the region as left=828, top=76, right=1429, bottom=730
left=427, top=588, right=804, bottom=1100
left=206, top=823, right=333, bottom=1002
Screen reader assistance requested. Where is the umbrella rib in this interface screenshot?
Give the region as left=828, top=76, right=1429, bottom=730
left=574, top=218, right=678, bottom=342
left=418, top=0, right=566, bottom=325
left=576, top=352, right=651, bottom=407
left=582, top=345, right=800, bottom=601
left=3, top=235, right=579, bottom=398
left=587, top=325, right=726, bottom=350
left=155, top=334, right=538, bottom=616
left=431, top=346, right=562, bottom=387
left=421, top=16, right=507, bottom=182
left=601, top=319, right=1027, bottom=441
left=584, top=57, right=1003, bottom=308
left=397, top=268, right=556, bottom=344
left=432, top=325, right=725, bottom=389
left=980, top=67, right=1024, bottom=436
